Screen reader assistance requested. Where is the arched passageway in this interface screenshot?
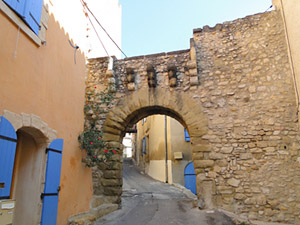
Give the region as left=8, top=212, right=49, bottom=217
left=95, top=88, right=215, bottom=208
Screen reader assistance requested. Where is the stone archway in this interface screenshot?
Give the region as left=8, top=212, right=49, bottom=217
left=99, top=87, right=215, bottom=207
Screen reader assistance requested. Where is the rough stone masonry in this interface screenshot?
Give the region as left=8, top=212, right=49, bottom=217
left=84, top=10, right=300, bottom=224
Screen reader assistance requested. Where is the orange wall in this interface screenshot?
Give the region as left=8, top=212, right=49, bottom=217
left=0, top=10, right=92, bottom=225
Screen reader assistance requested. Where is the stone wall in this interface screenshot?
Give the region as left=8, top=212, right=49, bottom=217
left=85, top=10, right=300, bottom=224
left=192, top=11, right=300, bottom=223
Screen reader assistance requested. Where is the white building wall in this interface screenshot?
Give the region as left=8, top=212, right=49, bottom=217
left=46, top=0, right=122, bottom=59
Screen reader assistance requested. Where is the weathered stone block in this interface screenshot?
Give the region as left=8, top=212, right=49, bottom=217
left=234, top=193, right=246, bottom=200
left=192, top=152, right=204, bottom=160
left=187, top=60, right=197, bottom=69
left=220, top=146, right=233, bottom=154
left=169, top=78, right=176, bottom=87
left=110, top=162, right=122, bottom=170
left=103, top=187, right=122, bottom=196
left=104, top=119, right=124, bottom=131
left=90, top=203, right=118, bottom=219
left=209, top=152, right=224, bottom=160
left=127, top=83, right=135, bottom=91
left=240, top=153, right=252, bottom=160
left=102, top=132, right=120, bottom=142
left=30, top=114, right=41, bottom=130
left=227, top=178, right=240, bottom=187
left=21, top=112, right=31, bottom=127
left=194, top=160, right=214, bottom=168
left=101, top=179, right=122, bottom=187
left=191, top=144, right=211, bottom=152
left=102, top=126, right=121, bottom=135
left=3, top=110, right=22, bottom=130
left=217, top=186, right=234, bottom=195
left=107, top=141, right=123, bottom=149
left=208, top=171, right=217, bottom=178
left=189, top=69, right=198, bottom=77
left=103, top=170, right=122, bottom=179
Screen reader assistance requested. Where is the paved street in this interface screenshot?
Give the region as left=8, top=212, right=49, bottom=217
left=93, top=159, right=235, bottom=225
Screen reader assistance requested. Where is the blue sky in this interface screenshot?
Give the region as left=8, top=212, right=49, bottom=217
left=118, top=0, right=272, bottom=57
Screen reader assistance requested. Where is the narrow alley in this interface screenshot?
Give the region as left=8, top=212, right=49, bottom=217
left=94, top=159, right=235, bottom=225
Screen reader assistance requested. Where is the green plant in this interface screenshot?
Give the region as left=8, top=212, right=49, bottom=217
left=240, top=222, right=250, bottom=225
left=78, top=128, right=117, bottom=167
left=80, top=84, right=117, bottom=167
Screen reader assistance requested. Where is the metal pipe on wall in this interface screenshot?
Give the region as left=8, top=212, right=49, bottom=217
left=165, top=115, right=168, bottom=183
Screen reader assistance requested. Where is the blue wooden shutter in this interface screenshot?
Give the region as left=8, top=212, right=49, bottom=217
left=41, top=139, right=64, bottom=225
left=3, top=0, right=26, bottom=17
left=144, top=137, right=147, bottom=154
left=184, top=162, right=196, bottom=194
left=184, top=129, right=190, bottom=142
left=23, top=0, right=43, bottom=35
left=0, top=116, right=17, bottom=199
left=3, top=0, right=43, bottom=35
left=141, top=139, right=144, bottom=156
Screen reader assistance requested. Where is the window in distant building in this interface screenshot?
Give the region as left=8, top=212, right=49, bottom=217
left=141, top=138, right=144, bottom=156
left=143, top=136, right=147, bottom=154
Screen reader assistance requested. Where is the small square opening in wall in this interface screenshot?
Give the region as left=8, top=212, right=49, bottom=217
left=0, top=183, right=5, bottom=189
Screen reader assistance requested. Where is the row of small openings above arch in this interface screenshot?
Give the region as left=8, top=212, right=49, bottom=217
left=126, top=63, right=179, bottom=89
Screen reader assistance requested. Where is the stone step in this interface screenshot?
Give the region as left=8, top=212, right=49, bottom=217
left=68, top=212, right=96, bottom=225
left=68, top=203, right=119, bottom=225
left=90, top=195, right=119, bottom=208
left=90, top=203, right=119, bottom=219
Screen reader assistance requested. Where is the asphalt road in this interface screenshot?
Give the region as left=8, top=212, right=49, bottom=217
left=94, top=158, right=235, bottom=225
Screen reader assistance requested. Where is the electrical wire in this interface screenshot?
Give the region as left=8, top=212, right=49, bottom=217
left=80, top=0, right=127, bottom=58
left=80, top=0, right=110, bottom=57
left=68, top=40, right=79, bottom=64
left=265, top=5, right=273, bottom=12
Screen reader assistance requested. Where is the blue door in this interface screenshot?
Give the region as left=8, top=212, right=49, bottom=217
left=0, top=116, right=17, bottom=199
left=41, top=139, right=64, bottom=225
left=184, top=162, right=196, bottom=194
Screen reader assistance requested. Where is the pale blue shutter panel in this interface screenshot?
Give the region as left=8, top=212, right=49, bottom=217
left=41, top=139, right=64, bottom=225
left=141, top=139, right=144, bottom=156
left=0, top=116, right=17, bottom=198
left=3, top=0, right=43, bottom=35
left=184, top=129, right=190, bottom=142
left=23, top=0, right=43, bottom=35
left=3, top=0, right=26, bottom=17
left=144, top=137, right=147, bottom=154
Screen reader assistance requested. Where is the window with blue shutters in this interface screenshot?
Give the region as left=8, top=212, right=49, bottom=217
left=0, top=116, right=17, bottom=199
left=141, top=139, right=144, bottom=156
left=3, top=0, right=43, bottom=34
left=143, top=137, right=147, bottom=154
left=184, top=129, right=190, bottom=142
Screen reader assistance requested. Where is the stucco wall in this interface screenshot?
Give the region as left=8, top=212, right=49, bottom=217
left=136, top=115, right=192, bottom=185
left=169, top=118, right=191, bottom=185
left=0, top=9, right=92, bottom=225
left=136, top=116, right=167, bottom=181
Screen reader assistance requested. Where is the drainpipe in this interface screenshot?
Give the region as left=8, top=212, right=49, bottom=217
left=165, top=115, right=168, bottom=183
